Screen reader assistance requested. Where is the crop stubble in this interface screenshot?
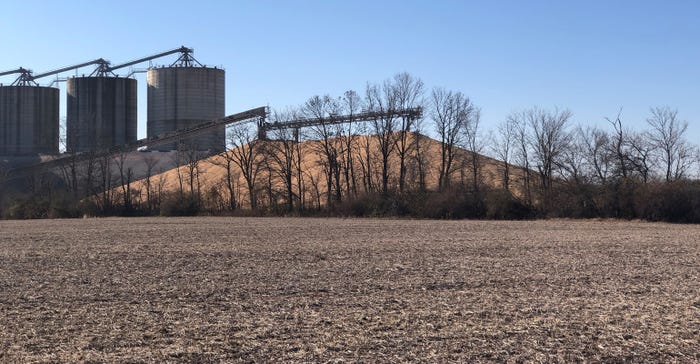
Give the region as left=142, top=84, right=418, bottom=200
left=0, top=217, right=699, bottom=362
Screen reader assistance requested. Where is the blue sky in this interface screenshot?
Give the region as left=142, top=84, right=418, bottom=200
left=2, top=0, right=699, bottom=142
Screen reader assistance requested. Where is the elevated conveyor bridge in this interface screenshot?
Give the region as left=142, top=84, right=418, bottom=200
left=258, top=107, right=423, bottom=140
left=6, top=107, right=267, bottom=178
left=6, top=106, right=422, bottom=178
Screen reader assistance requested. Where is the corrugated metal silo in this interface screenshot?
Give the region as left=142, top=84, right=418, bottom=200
left=147, top=66, right=225, bottom=151
left=0, top=86, right=59, bottom=156
left=66, top=76, right=137, bottom=153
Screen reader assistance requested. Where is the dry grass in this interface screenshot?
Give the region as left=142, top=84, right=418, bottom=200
left=0, top=217, right=699, bottom=362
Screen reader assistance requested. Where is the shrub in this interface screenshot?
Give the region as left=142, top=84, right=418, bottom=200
left=3, top=198, right=50, bottom=219
left=418, top=188, right=485, bottom=219
left=640, top=181, right=700, bottom=223
left=160, top=193, right=201, bottom=216
left=484, top=189, right=532, bottom=219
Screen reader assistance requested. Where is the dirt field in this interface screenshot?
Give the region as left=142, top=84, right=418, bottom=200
left=0, top=218, right=698, bottom=363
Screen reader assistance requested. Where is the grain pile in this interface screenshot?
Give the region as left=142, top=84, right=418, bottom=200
left=125, top=133, right=525, bottom=207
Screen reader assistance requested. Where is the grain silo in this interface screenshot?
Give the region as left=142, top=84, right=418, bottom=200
left=147, top=66, right=225, bottom=151
left=0, top=85, right=59, bottom=156
left=66, top=76, right=137, bottom=153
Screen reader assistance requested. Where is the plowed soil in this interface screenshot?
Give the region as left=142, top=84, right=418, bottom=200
left=1, top=218, right=699, bottom=362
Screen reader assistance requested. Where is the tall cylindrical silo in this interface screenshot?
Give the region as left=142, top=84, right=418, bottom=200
left=66, top=76, right=137, bottom=153
left=0, top=86, right=59, bottom=156
left=147, top=66, right=225, bottom=151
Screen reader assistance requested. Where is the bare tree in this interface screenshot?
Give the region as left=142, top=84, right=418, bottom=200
left=114, top=151, right=134, bottom=211
left=56, top=118, right=79, bottom=201
left=646, top=106, right=692, bottom=181
left=410, top=116, right=430, bottom=192
left=227, top=123, right=262, bottom=211
left=263, top=136, right=293, bottom=212
left=366, top=81, right=399, bottom=194
left=58, top=152, right=80, bottom=201
left=558, top=127, right=588, bottom=187
left=140, top=154, right=160, bottom=213
left=557, top=127, right=601, bottom=217
left=628, top=131, right=656, bottom=184
left=431, top=88, right=473, bottom=191
left=579, top=126, right=612, bottom=185
left=340, top=90, right=362, bottom=197
left=183, top=147, right=206, bottom=206
left=209, top=133, right=240, bottom=212
left=391, top=72, right=424, bottom=193
left=293, top=128, right=305, bottom=211
left=606, top=111, right=634, bottom=180
left=511, top=112, right=534, bottom=207
left=526, top=107, right=572, bottom=212
left=463, top=108, right=484, bottom=192
left=305, top=169, right=323, bottom=210
left=95, top=153, right=113, bottom=213
left=203, top=181, right=225, bottom=213
left=304, top=95, right=344, bottom=208
left=171, top=149, right=186, bottom=198
left=492, top=116, right=517, bottom=191
left=261, top=153, right=277, bottom=211
left=264, top=109, right=302, bottom=212
left=57, top=152, right=97, bottom=205
left=596, top=111, right=643, bottom=218
left=356, top=119, right=374, bottom=193
left=155, top=170, right=167, bottom=212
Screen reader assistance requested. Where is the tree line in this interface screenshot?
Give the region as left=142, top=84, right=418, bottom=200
left=2, top=72, right=699, bottom=222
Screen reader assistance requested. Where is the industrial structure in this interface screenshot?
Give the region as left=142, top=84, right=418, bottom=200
left=147, top=60, right=225, bottom=151
left=67, top=76, right=137, bottom=152
left=258, top=107, right=423, bottom=141
left=6, top=105, right=426, bottom=178
left=0, top=46, right=225, bottom=157
left=0, top=82, right=59, bottom=155
left=2, top=46, right=422, bottom=183
left=7, top=107, right=268, bottom=178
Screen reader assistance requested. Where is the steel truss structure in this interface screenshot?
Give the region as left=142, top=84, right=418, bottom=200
left=0, top=46, right=198, bottom=86
left=6, top=105, right=422, bottom=178
left=258, top=107, right=423, bottom=140
left=7, top=107, right=267, bottom=178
